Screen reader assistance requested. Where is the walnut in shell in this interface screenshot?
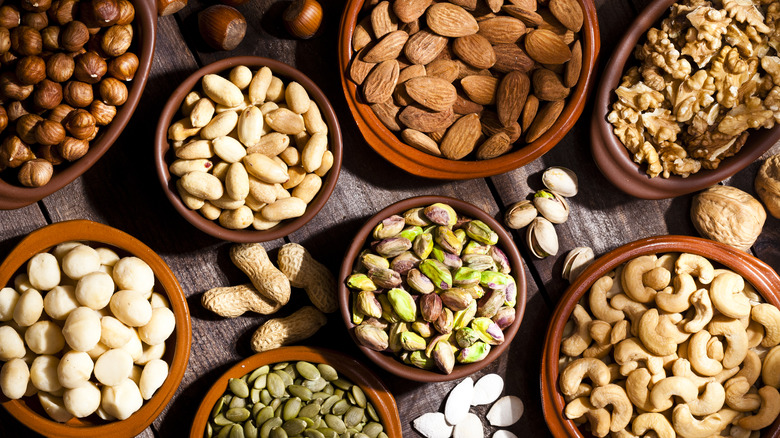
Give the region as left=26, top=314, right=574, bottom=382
left=755, top=153, right=780, bottom=219
left=690, top=185, right=766, bottom=251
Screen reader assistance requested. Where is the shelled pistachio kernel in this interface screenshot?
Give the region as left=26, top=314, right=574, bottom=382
left=206, top=360, right=386, bottom=438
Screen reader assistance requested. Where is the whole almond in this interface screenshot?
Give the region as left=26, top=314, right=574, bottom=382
left=401, top=19, right=421, bottom=36
left=393, top=82, right=415, bottom=106
left=525, top=100, right=564, bottom=142
left=425, top=59, right=460, bottom=82
left=363, top=30, right=409, bottom=63
left=350, top=50, right=376, bottom=85
left=521, top=94, right=539, bottom=131
left=524, top=29, right=572, bottom=64
left=486, top=0, right=503, bottom=12
left=454, top=60, right=492, bottom=80
left=477, top=17, right=526, bottom=44
left=508, top=0, right=537, bottom=9
left=393, top=0, right=433, bottom=23
left=353, top=16, right=374, bottom=52
left=401, top=128, right=442, bottom=156
left=453, top=92, right=484, bottom=115
left=481, top=111, right=522, bottom=142
left=476, top=132, right=512, bottom=159
left=362, top=59, right=400, bottom=104
left=399, top=105, right=455, bottom=132
left=461, top=75, right=499, bottom=105
left=537, top=10, right=575, bottom=43
left=440, top=113, right=482, bottom=159
left=453, top=34, right=496, bottom=69
left=497, top=71, right=530, bottom=126
left=426, top=3, right=479, bottom=37
left=371, top=1, right=398, bottom=38
left=429, top=128, right=447, bottom=143
left=501, top=5, right=544, bottom=26
left=549, top=0, right=583, bottom=31
left=404, top=30, right=449, bottom=65
left=492, top=44, right=535, bottom=73
left=405, top=77, right=457, bottom=112
left=564, top=39, right=582, bottom=88
left=371, top=100, right=403, bottom=131
left=449, top=0, right=478, bottom=11
left=398, top=64, right=427, bottom=83
left=532, top=68, right=570, bottom=101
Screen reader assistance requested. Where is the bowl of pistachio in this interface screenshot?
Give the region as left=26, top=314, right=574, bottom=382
left=339, top=195, right=527, bottom=382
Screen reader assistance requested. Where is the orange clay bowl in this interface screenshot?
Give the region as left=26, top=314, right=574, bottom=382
left=0, top=220, right=191, bottom=438
left=338, top=0, right=600, bottom=180
left=338, top=195, right=527, bottom=382
left=154, top=56, right=343, bottom=243
left=540, top=235, right=780, bottom=437
left=189, top=346, right=403, bottom=438
left=591, top=0, right=780, bottom=200
left=0, top=0, right=156, bottom=210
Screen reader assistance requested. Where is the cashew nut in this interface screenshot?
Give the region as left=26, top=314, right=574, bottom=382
left=639, top=308, right=687, bottom=356
left=564, top=383, right=592, bottom=402
left=725, top=376, right=761, bottom=412
left=675, top=253, right=715, bottom=285
left=689, top=330, right=724, bottom=376
left=643, top=266, right=671, bottom=291
left=672, top=358, right=715, bottom=389
left=737, top=386, right=780, bottom=430
left=610, top=320, right=630, bottom=346
left=708, top=316, right=749, bottom=369
left=626, top=368, right=659, bottom=412
left=632, top=412, right=675, bottom=438
left=762, top=345, right=780, bottom=388
left=735, top=350, right=762, bottom=386
left=559, top=357, right=612, bottom=396
left=564, top=397, right=611, bottom=438
left=614, top=338, right=665, bottom=376
left=590, top=384, right=633, bottom=432
left=687, top=381, right=726, bottom=416
left=585, top=320, right=614, bottom=359
left=747, top=318, right=765, bottom=348
left=709, top=272, right=751, bottom=319
left=621, top=255, right=658, bottom=303
left=589, top=276, right=625, bottom=323
left=611, top=294, right=649, bottom=336
left=683, top=289, right=714, bottom=333
left=707, top=337, right=725, bottom=362
left=656, top=253, right=678, bottom=272
left=751, top=303, right=780, bottom=348
left=671, top=405, right=740, bottom=438
left=656, top=273, right=697, bottom=313
left=650, top=376, right=698, bottom=411
left=562, top=304, right=593, bottom=357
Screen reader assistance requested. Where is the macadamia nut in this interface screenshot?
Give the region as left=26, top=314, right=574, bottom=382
left=0, top=325, right=26, bottom=361
left=30, top=355, right=62, bottom=393
left=101, top=379, right=143, bottom=420
left=87, top=341, right=110, bottom=361
left=13, top=288, right=44, bottom=327
left=14, top=274, right=34, bottom=293
left=120, top=329, right=143, bottom=362
left=0, top=358, right=30, bottom=400
left=100, top=316, right=132, bottom=349
left=129, top=365, right=143, bottom=386
left=109, top=290, right=152, bottom=327
left=38, top=392, right=73, bottom=423
left=112, top=257, right=154, bottom=295
left=43, top=285, right=79, bottom=320
left=0, top=287, right=20, bottom=321
left=25, top=321, right=65, bottom=355
left=149, top=292, right=170, bottom=309
left=139, top=359, right=168, bottom=400
left=58, top=350, right=94, bottom=389
left=94, top=349, right=133, bottom=386
left=62, top=244, right=101, bottom=280
left=63, top=307, right=102, bottom=352
left=63, top=382, right=101, bottom=418
left=96, top=247, right=120, bottom=267
left=75, top=271, right=115, bottom=309
left=52, top=241, right=82, bottom=262
left=138, top=307, right=175, bottom=346
left=136, top=342, right=166, bottom=366
left=27, top=252, right=61, bottom=291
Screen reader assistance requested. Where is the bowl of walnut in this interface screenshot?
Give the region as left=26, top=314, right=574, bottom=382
left=591, top=0, right=780, bottom=199
left=338, top=0, right=600, bottom=180
left=541, top=235, right=780, bottom=437
left=0, top=0, right=155, bottom=209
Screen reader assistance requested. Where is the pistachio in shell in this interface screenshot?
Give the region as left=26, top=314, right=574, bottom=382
left=457, top=341, right=491, bottom=363
left=420, top=293, right=443, bottom=322
left=407, top=268, right=435, bottom=294
left=372, top=214, right=406, bottom=239
left=387, top=288, right=417, bottom=322
left=424, top=203, right=458, bottom=227
left=492, top=306, right=516, bottom=329
left=533, top=190, right=570, bottom=224
left=504, top=200, right=538, bottom=230
left=562, top=246, right=594, bottom=283
left=432, top=339, right=455, bottom=374
left=354, top=324, right=389, bottom=351
left=526, top=216, right=558, bottom=258
left=542, top=166, right=578, bottom=197
left=356, top=290, right=383, bottom=318
left=403, top=207, right=432, bottom=226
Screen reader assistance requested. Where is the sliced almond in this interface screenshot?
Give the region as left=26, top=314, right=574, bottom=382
left=486, top=395, right=524, bottom=427
left=413, top=412, right=453, bottom=438
left=398, top=105, right=455, bottom=132
left=461, top=75, right=499, bottom=105
left=426, top=59, right=460, bottom=82
left=524, top=29, right=572, bottom=64
left=525, top=100, right=564, bottom=142
left=401, top=128, right=442, bottom=156
left=371, top=0, right=398, bottom=38
left=532, top=68, right=570, bottom=101
left=393, top=0, right=432, bottom=23
left=440, top=113, right=482, bottom=159
left=471, top=373, right=505, bottom=405
left=492, top=44, right=535, bottom=73
left=453, top=34, right=496, bottom=69
left=404, top=30, right=449, bottom=65
left=362, top=59, right=400, bottom=104
left=477, top=17, right=526, bottom=44
left=549, top=0, right=583, bottom=31
left=426, top=3, right=479, bottom=37
left=444, top=377, right=474, bottom=425
left=497, top=70, right=530, bottom=126
left=363, top=30, right=409, bottom=63
left=564, top=39, right=582, bottom=88
left=405, top=77, right=457, bottom=112
left=452, top=413, right=483, bottom=438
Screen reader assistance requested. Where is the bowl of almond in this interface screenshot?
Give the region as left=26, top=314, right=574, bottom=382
left=338, top=0, right=600, bottom=179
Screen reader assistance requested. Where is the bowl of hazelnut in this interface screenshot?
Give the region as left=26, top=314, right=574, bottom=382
left=0, top=0, right=156, bottom=209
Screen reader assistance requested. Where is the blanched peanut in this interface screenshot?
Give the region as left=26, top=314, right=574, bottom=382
left=212, top=162, right=230, bottom=180
left=63, top=381, right=101, bottom=417
left=43, top=285, right=79, bottom=320
left=302, top=133, right=328, bottom=173
left=101, top=379, right=143, bottom=420
left=200, top=201, right=222, bottom=220
left=175, top=139, right=214, bottom=159
left=238, top=106, right=264, bottom=147
left=75, top=271, right=115, bottom=309
left=243, top=153, right=289, bottom=184
left=63, top=307, right=102, bottom=352
left=265, top=108, right=305, bottom=135
left=247, top=132, right=290, bottom=156
left=101, top=316, right=133, bottom=348
left=249, top=176, right=278, bottom=204
left=38, top=392, right=73, bottom=423
left=167, top=118, right=201, bottom=141
left=136, top=342, right=166, bottom=366
left=30, top=355, right=62, bottom=393
left=25, top=321, right=65, bottom=355
left=110, top=291, right=152, bottom=327
left=27, top=252, right=60, bottom=291
left=62, top=245, right=101, bottom=280
left=202, top=74, right=244, bottom=107
left=189, top=98, right=216, bottom=128
left=259, top=101, right=278, bottom=114
left=212, top=136, right=247, bottom=163
left=112, top=257, right=155, bottom=295
left=283, top=166, right=307, bottom=189
left=96, top=248, right=120, bottom=267
left=58, top=350, right=94, bottom=389
left=129, top=365, right=142, bottom=386
left=292, top=173, right=322, bottom=204
left=266, top=76, right=285, bottom=102
left=200, top=111, right=238, bottom=140
left=245, top=194, right=266, bottom=212
left=285, top=82, right=311, bottom=114
left=294, top=131, right=310, bottom=149
left=139, top=359, right=168, bottom=400
left=252, top=213, right=280, bottom=231
left=303, top=101, right=328, bottom=134
left=180, top=91, right=202, bottom=116
left=138, top=307, right=175, bottom=346
left=150, top=293, right=170, bottom=309
left=279, top=146, right=301, bottom=166
left=219, top=205, right=254, bottom=229
left=0, top=325, right=26, bottom=360
left=94, top=349, right=134, bottom=386
left=14, top=289, right=44, bottom=327
left=169, top=158, right=213, bottom=177
left=211, top=194, right=244, bottom=210
left=176, top=180, right=206, bottom=210
left=248, top=67, right=272, bottom=103
left=181, top=171, right=223, bottom=201
left=315, top=150, right=334, bottom=177
left=230, top=65, right=252, bottom=89
left=0, top=287, right=20, bottom=321
left=225, top=162, right=249, bottom=201
left=0, top=358, right=30, bottom=399
left=261, top=197, right=307, bottom=221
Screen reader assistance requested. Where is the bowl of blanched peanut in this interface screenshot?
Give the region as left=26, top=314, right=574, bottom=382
left=0, top=219, right=191, bottom=438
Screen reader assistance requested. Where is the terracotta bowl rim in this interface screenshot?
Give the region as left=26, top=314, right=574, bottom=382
left=154, top=55, right=343, bottom=243
left=337, top=0, right=601, bottom=180
left=338, top=195, right=527, bottom=382
left=0, top=219, right=192, bottom=438
left=0, top=0, right=156, bottom=210
left=188, top=346, right=403, bottom=438
left=540, top=235, right=780, bottom=437
left=590, top=0, right=780, bottom=200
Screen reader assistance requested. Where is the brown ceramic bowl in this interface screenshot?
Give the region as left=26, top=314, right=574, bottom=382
left=591, top=0, right=780, bottom=200
left=338, top=195, right=527, bottom=382
left=189, top=346, right=403, bottom=438
left=338, top=0, right=601, bottom=180
left=540, top=235, right=780, bottom=437
left=154, top=56, right=343, bottom=243
left=0, top=219, right=191, bottom=438
left=0, top=1, right=156, bottom=210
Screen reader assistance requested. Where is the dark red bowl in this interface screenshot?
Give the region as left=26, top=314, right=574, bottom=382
left=338, top=195, right=527, bottom=382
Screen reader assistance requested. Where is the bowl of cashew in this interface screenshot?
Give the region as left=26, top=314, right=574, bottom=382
left=541, top=235, right=780, bottom=438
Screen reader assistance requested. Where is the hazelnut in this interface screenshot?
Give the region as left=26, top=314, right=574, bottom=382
left=63, top=108, right=96, bottom=139
left=40, top=25, right=59, bottom=49
left=0, top=5, right=21, bottom=29
left=60, top=20, right=88, bottom=51
left=21, top=12, right=49, bottom=30
left=11, top=25, right=42, bottom=55
left=63, top=80, right=93, bottom=107
left=36, top=144, right=64, bottom=165
left=7, top=101, right=30, bottom=121
left=157, top=0, right=187, bottom=17
left=16, top=113, right=44, bottom=143
left=89, top=99, right=115, bottom=125
left=46, top=52, right=74, bottom=81
left=0, top=107, right=8, bottom=133
left=73, top=50, right=106, bottom=83
left=0, top=135, right=35, bottom=168
left=116, top=0, right=134, bottom=25
left=283, top=0, right=323, bottom=39
left=18, top=158, right=53, bottom=187
left=80, top=0, right=120, bottom=27
left=0, top=27, right=11, bottom=53
left=57, top=136, right=88, bottom=160
left=107, top=51, right=137, bottom=81
left=34, top=119, right=66, bottom=145
left=15, top=55, right=46, bottom=84
left=98, top=77, right=126, bottom=105
left=0, top=50, right=18, bottom=66
left=198, top=5, right=246, bottom=51
left=21, top=0, right=53, bottom=13
left=0, top=72, right=34, bottom=100
left=33, top=79, right=63, bottom=109
left=48, top=103, right=74, bottom=122
left=100, top=23, right=131, bottom=57
left=48, top=0, right=77, bottom=25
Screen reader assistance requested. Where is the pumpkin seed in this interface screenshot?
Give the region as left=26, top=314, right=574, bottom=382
left=344, top=406, right=364, bottom=428
left=332, top=399, right=350, bottom=416
left=230, top=378, right=250, bottom=398
left=324, top=414, right=347, bottom=434
left=351, top=386, right=366, bottom=408
left=282, top=397, right=302, bottom=420
left=272, top=362, right=289, bottom=370
left=288, top=384, right=314, bottom=401
left=317, top=364, right=338, bottom=381
left=321, top=395, right=340, bottom=414
left=362, top=422, right=383, bottom=438
left=260, top=389, right=272, bottom=405
left=282, top=418, right=307, bottom=435
left=332, top=379, right=351, bottom=391
left=214, top=413, right=234, bottom=426
left=244, top=420, right=259, bottom=438
left=267, top=373, right=286, bottom=398
left=229, top=423, right=245, bottom=438
left=254, top=374, right=268, bottom=390
left=255, top=406, right=274, bottom=425
left=304, top=429, right=326, bottom=438
left=269, top=427, right=287, bottom=438
left=251, top=388, right=261, bottom=404
left=216, top=425, right=232, bottom=438
left=260, top=417, right=283, bottom=438
left=207, top=422, right=214, bottom=438
left=296, top=361, right=321, bottom=380
left=212, top=395, right=227, bottom=417
left=299, top=401, right=321, bottom=419
left=366, top=403, right=379, bottom=422
left=303, top=376, right=328, bottom=392
left=226, top=407, right=251, bottom=422
left=230, top=396, right=247, bottom=409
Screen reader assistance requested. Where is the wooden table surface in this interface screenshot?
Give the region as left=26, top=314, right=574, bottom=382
left=1, top=0, right=779, bottom=436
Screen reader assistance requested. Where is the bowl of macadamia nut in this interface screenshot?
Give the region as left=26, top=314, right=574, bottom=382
left=591, top=0, right=780, bottom=200
left=541, top=235, right=780, bottom=438
left=0, top=0, right=155, bottom=210
left=0, top=219, right=191, bottom=437
left=154, top=56, right=343, bottom=243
